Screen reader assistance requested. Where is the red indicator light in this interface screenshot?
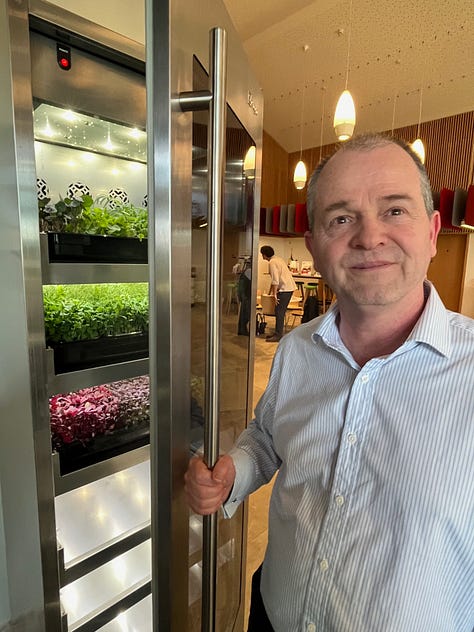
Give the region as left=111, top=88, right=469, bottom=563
left=56, top=43, right=71, bottom=71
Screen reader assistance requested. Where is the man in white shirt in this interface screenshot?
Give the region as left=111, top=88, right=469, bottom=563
left=185, top=134, right=474, bottom=632
left=260, top=245, right=297, bottom=342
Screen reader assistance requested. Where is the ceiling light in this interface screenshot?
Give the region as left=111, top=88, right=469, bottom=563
left=411, top=138, right=425, bottom=164
left=334, top=0, right=356, bottom=141
left=103, top=124, right=114, bottom=151
left=293, top=160, right=307, bottom=190
left=411, top=87, right=426, bottom=164
left=42, top=115, right=55, bottom=138
left=294, top=44, right=309, bottom=190
left=63, top=109, right=77, bottom=122
left=334, top=90, right=356, bottom=141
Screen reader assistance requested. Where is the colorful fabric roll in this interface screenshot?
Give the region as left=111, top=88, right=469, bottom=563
left=279, top=205, right=288, bottom=234
left=452, top=188, right=467, bottom=227
left=272, top=205, right=281, bottom=234
left=294, top=203, right=309, bottom=233
left=464, top=185, right=474, bottom=227
left=287, top=204, right=296, bottom=233
left=265, top=206, right=273, bottom=233
left=439, top=188, right=455, bottom=229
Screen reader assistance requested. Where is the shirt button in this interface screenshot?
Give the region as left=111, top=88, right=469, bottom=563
left=307, top=624, right=316, bottom=632
left=335, top=494, right=345, bottom=506
left=360, top=373, right=369, bottom=383
left=347, top=432, right=357, bottom=444
left=319, top=558, right=329, bottom=572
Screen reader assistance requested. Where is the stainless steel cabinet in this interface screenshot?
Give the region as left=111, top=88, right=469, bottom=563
left=1, top=0, right=262, bottom=630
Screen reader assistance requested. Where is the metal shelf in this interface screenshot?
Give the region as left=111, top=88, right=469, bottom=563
left=67, top=579, right=152, bottom=632
left=40, top=234, right=148, bottom=285
left=53, top=445, right=150, bottom=496
left=59, top=523, right=151, bottom=587
left=46, top=349, right=149, bottom=396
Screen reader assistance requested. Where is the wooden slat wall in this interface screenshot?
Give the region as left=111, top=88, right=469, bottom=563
left=284, top=110, right=474, bottom=203
left=394, top=112, right=474, bottom=192
left=259, top=110, right=474, bottom=313
left=261, top=131, right=289, bottom=207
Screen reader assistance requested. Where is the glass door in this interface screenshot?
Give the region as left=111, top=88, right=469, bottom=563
left=147, top=1, right=263, bottom=629
left=2, top=0, right=261, bottom=629
left=188, top=57, right=257, bottom=631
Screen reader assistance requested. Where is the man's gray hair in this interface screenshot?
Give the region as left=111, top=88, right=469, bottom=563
left=306, top=133, right=435, bottom=231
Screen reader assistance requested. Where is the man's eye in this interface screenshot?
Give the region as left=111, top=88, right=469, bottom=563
left=388, top=207, right=404, bottom=216
left=330, top=216, right=349, bottom=225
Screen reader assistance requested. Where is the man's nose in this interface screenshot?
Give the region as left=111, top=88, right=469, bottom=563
left=349, top=216, right=387, bottom=250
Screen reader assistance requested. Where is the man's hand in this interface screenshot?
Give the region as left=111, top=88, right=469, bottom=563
left=184, top=454, right=236, bottom=515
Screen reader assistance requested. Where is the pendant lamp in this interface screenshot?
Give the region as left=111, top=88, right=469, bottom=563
left=294, top=160, right=307, bottom=190
left=411, top=87, right=426, bottom=164
left=293, top=45, right=309, bottom=190
left=334, top=0, right=356, bottom=141
left=243, top=145, right=256, bottom=179
left=334, top=90, right=356, bottom=141
left=411, top=138, right=425, bottom=164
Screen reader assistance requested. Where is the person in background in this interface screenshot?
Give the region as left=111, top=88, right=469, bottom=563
left=237, top=258, right=252, bottom=336
left=260, top=245, right=297, bottom=342
left=185, top=133, right=474, bottom=631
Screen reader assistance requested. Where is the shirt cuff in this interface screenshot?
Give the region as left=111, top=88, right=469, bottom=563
left=221, top=447, right=256, bottom=518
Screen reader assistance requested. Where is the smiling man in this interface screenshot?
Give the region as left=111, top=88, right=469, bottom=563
left=185, top=134, right=474, bottom=632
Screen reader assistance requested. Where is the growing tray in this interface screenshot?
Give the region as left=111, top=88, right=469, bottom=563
left=56, top=420, right=150, bottom=475
left=47, top=232, right=148, bottom=264
left=49, top=332, right=149, bottom=374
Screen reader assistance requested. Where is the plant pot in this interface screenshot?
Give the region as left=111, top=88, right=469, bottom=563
left=56, top=420, right=150, bottom=475
left=49, top=332, right=149, bottom=373
left=47, top=232, right=148, bottom=264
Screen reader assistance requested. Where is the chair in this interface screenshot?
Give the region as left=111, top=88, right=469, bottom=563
left=260, top=294, right=276, bottom=316
left=224, top=282, right=238, bottom=314
left=304, top=283, right=319, bottom=302
left=257, top=294, right=276, bottom=335
left=286, top=307, right=304, bottom=329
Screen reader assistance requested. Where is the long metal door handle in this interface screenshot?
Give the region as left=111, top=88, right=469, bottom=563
left=203, top=26, right=227, bottom=632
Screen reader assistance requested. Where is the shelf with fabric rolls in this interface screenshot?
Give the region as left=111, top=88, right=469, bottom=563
left=435, top=185, right=474, bottom=233
left=259, top=203, right=310, bottom=236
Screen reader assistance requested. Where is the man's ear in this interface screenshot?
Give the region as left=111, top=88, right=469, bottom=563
left=304, top=230, right=314, bottom=259
left=429, top=211, right=441, bottom=259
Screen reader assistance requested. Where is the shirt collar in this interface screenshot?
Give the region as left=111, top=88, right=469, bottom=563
left=311, top=281, right=451, bottom=358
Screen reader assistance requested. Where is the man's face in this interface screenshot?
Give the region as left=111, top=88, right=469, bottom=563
left=305, top=144, right=440, bottom=310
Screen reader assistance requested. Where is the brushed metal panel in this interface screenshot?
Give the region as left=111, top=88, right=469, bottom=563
left=30, top=30, right=145, bottom=129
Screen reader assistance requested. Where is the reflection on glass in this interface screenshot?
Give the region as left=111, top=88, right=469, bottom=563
left=190, top=56, right=255, bottom=631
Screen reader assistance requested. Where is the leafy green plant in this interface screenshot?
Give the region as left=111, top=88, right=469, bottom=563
left=39, top=194, right=94, bottom=233
left=43, top=283, right=149, bottom=344
left=39, top=193, right=148, bottom=239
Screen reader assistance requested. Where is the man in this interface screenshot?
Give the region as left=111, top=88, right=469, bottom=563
left=260, top=245, right=297, bottom=342
left=185, top=134, right=474, bottom=631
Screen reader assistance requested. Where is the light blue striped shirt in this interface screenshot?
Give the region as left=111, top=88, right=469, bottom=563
left=226, top=282, right=474, bottom=631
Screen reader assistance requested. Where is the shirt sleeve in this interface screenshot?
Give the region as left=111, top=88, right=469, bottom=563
left=268, top=259, right=280, bottom=287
